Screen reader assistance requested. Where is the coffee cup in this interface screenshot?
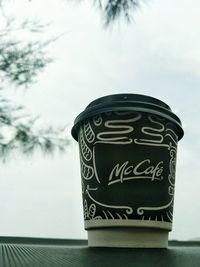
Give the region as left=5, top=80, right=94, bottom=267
left=71, top=94, right=184, bottom=248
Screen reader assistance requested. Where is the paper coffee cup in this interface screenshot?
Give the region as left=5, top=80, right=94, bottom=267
left=71, top=94, right=184, bottom=248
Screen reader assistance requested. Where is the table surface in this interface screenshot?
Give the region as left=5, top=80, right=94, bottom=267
left=0, top=237, right=200, bottom=267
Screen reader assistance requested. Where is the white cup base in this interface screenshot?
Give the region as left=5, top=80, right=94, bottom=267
left=88, top=228, right=169, bottom=248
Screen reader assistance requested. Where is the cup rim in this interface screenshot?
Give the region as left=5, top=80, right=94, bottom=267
left=71, top=94, right=184, bottom=141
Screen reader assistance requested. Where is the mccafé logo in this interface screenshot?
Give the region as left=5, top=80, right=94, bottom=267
left=108, top=159, right=164, bottom=186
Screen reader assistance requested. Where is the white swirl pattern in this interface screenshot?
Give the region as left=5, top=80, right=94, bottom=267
left=97, top=113, right=142, bottom=144
left=80, top=112, right=178, bottom=223
left=80, top=154, right=94, bottom=180
left=134, top=115, right=165, bottom=144
left=84, top=120, right=95, bottom=143
left=79, top=128, right=92, bottom=161
left=86, top=185, right=133, bottom=215
left=93, top=115, right=103, bottom=126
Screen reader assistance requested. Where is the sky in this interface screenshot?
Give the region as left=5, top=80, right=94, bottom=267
left=0, top=0, right=200, bottom=241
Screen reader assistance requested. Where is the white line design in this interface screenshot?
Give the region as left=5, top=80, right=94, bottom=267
left=165, top=128, right=178, bottom=144
left=108, top=176, right=163, bottom=186
left=102, top=210, right=108, bottom=219
left=92, top=146, right=101, bottom=184
left=137, top=198, right=174, bottom=216
left=86, top=186, right=133, bottom=215
left=134, top=140, right=177, bottom=151
left=168, top=149, right=177, bottom=187
left=95, top=140, right=132, bottom=145
left=123, top=214, right=128, bottom=219
left=84, top=200, right=98, bottom=219
left=84, top=120, right=95, bottom=143
left=166, top=128, right=178, bottom=137
left=134, top=140, right=170, bottom=148
left=115, top=212, right=122, bottom=219
left=135, top=115, right=165, bottom=144
left=168, top=186, right=174, bottom=195
left=84, top=200, right=88, bottom=220
left=96, top=113, right=142, bottom=144
left=81, top=181, right=85, bottom=194
left=141, top=115, right=164, bottom=142
left=107, top=210, right=115, bottom=219
left=79, top=128, right=92, bottom=161
left=81, top=113, right=178, bottom=223
left=133, top=115, right=177, bottom=150
left=134, top=116, right=178, bottom=152
left=169, top=210, right=173, bottom=217
left=93, top=115, right=102, bottom=126
left=165, top=134, right=177, bottom=145
left=88, top=203, right=96, bottom=219
left=80, top=154, right=94, bottom=180
left=94, top=216, right=102, bottom=220
left=166, top=211, right=173, bottom=222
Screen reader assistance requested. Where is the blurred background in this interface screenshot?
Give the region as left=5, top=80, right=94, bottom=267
left=0, top=0, right=199, bottom=241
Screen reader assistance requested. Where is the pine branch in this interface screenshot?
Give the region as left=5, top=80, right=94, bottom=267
left=0, top=41, right=53, bottom=86
left=0, top=96, right=70, bottom=161
left=103, top=0, right=141, bottom=25
left=0, top=17, right=54, bottom=87
left=0, top=13, right=70, bottom=162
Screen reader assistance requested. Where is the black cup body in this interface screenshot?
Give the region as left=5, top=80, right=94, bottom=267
left=72, top=94, right=183, bottom=234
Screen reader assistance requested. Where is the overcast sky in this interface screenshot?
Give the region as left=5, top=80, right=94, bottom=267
left=0, top=0, right=200, bottom=241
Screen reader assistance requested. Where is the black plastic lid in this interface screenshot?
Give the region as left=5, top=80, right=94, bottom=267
left=71, top=94, right=184, bottom=141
